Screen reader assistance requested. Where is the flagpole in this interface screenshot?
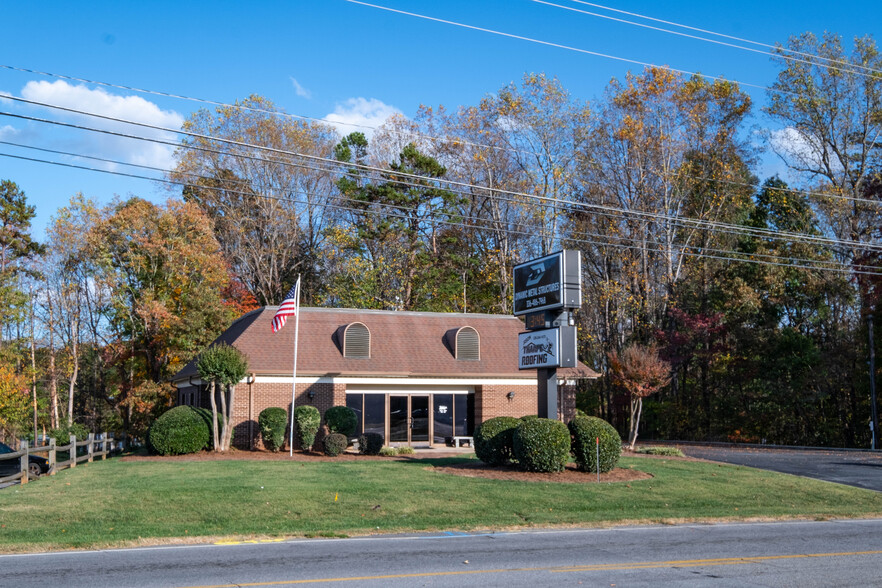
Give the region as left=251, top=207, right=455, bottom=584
left=288, top=276, right=301, bottom=457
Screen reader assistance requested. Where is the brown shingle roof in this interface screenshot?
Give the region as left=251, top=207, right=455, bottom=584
left=173, top=307, right=599, bottom=380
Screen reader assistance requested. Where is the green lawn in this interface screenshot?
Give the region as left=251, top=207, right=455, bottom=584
left=1, top=455, right=881, bottom=552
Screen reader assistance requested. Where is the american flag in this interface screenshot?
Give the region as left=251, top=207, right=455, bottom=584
left=271, top=277, right=300, bottom=333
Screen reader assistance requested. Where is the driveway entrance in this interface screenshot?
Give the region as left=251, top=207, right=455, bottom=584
left=677, top=444, right=882, bottom=492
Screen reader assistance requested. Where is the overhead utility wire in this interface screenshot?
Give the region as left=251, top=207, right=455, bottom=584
left=342, top=0, right=794, bottom=97
left=532, top=0, right=881, bottom=79
left=8, top=138, right=869, bottom=273
left=562, top=0, right=882, bottom=75
left=0, top=63, right=541, bottom=163
left=3, top=148, right=875, bottom=278
left=1, top=64, right=873, bottom=209
left=3, top=99, right=881, bottom=254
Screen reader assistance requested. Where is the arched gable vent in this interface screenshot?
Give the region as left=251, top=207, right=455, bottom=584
left=455, top=326, right=480, bottom=361
left=343, top=322, right=371, bottom=359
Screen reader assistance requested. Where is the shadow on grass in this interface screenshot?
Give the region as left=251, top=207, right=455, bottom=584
left=397, top=456, right=478, bottom=468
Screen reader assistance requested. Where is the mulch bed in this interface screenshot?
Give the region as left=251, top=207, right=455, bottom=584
left=120, top=448, right=681, bottom=483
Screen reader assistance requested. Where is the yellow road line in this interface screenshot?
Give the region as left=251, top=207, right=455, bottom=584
left=182, top=549, right=882, bottom=587
left=554, top=550, right=882, bottom=572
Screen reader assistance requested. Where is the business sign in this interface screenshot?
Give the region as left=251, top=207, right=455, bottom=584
left=512, top=250, right=581, bottom=316
left=519, top=329, right=559, bottom=369
left=518, top=326, right=578, bottom=370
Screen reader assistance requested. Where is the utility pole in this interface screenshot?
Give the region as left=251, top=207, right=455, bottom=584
left=869, top=313, right=878, bottom=450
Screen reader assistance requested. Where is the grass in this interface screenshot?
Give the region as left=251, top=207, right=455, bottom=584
left=1, top=455, right=881, bottom=552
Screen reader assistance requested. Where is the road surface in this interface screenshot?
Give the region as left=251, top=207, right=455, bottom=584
left=2, top=519, right=881, bottom=587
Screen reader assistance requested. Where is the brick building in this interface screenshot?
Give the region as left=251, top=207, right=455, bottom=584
left=172, top=307, right=598, bottom=449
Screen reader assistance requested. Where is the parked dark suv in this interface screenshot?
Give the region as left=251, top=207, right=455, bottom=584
left=0, top=441, right=50, bottom=479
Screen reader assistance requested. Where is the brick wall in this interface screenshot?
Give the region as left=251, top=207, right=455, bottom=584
left=219, top=378, right=576, bottom=449
left=230, top=381, right=346, bottom=450
left=476, top=382, right=578, bottom=424
left=476, top=384, right=538, bottom=422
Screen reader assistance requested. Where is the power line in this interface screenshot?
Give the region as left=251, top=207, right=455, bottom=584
left=560, top=0, right=882, bottom=76
left=3, top=98, right=881, bottom=255
left=3, top=63, right=878, bottom=211
left=5, top=147, right=878, bottom=277
left=10, top=137, right=871, bottom=272
left=342, top=0, right=794, bottom=97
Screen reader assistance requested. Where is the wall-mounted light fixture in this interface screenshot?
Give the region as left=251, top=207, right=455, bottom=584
left=308, top=390, right=316, bottom=400
left=507, top=391, right=515, bottom=400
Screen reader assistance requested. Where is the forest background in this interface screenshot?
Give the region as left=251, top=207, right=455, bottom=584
left=1, top=32, right=880, bottom=448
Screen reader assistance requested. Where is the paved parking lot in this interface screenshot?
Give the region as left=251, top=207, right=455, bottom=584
left=676, top=444, right=882, bottom=492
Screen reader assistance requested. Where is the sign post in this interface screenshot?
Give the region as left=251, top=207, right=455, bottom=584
left=514, top=251, right=582, bottom=420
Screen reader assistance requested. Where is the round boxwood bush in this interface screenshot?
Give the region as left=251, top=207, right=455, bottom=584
left=148, top=406, right=210, bottom=455
left=323, top=432, right=349, bottom=457
left=324, top=406, right=358, bottom=438
left=474, top=416, right=521, bottom=465
left=512, top=417, right=571, bottom=473
left=569, top=415, right=622, bottom=473
left=293, top=405, right=321, bottom=450
left=258, top=407, right=288, bottom=452
left=357, top=432, right=384, bottom=455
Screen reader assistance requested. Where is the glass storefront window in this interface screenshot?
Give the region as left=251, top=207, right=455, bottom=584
left=433, top=394, right=453, bottom=444
left=363, top=394, right=385, bottom=437
left=454, top=394, right=470, bottom=436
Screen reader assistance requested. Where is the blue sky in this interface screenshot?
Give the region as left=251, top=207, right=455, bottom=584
left=1, top=0, right=879, bottom=237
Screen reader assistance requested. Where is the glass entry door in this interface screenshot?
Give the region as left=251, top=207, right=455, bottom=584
left=389, top=395, right=429, bottom=444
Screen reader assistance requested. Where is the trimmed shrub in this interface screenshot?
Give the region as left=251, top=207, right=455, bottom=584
left=379, top=446, right=398, bottom=456
left=323, top=432, right=349, bottom=457
left=258, top=407, right=288, bottom=452
left=324, top=406, right=358, bottom=438
left=569, top=415, right=622, bottom=473
left=293, top=405, right=321, bottom=450
left=358, top=432, right=384, bottom=455
left=192, top=407, right=222, bottom=450
left=513, top=418, right=571, bottom=473
left=148, top=406, right=210, bottom=456
left=474, top=416, right=521, bottom=465
left=396, top=446, right=415, bottom=455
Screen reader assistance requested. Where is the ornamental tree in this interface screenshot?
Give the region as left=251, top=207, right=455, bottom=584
left=608, top=344, right=671, bottom=449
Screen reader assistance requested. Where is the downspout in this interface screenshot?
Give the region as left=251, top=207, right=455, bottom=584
left=248, top=373, right=256, bottom=450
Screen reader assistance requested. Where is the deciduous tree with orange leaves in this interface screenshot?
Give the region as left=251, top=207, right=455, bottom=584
left=608, top=344, right=671, bottom=449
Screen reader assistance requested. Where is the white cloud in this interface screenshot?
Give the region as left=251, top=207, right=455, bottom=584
left=19, top=80, right=184, bottom=170
left=769, top=126, right=829, bottom=171
left=0, top=124, right=19, bottom=140
left=324, top=97, right=401, bottom=138
left=290, top=77, right=312, bottom=99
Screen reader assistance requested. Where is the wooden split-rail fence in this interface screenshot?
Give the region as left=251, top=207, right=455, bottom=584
left=0, top=433, right=116, bottom=485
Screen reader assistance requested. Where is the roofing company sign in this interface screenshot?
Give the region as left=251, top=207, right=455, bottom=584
left=512, top=250, right=581, bottom=316
left=518, top=329, right=559, bottom=369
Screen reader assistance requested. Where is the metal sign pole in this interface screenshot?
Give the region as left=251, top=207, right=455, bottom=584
left=538, top=367, right=557, bottom=419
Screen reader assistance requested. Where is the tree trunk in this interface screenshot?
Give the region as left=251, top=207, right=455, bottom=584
left=223, top=384, right=236, bottom=450
left=208, top=381, right=220, bottom=451
left=67, top=317, right=78, bottom=426
left=218, top=381, right=229, bottom=452
left=628, top=396, right=643, bottom=450
left=47, top=295, right=59, bottom=429
left=29, top=287, right=37, bottom=441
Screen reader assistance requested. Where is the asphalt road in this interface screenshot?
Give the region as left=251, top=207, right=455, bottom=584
left=675, top=445, right=882, bottom=492
left=2, top=520, right=881, bottom=587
